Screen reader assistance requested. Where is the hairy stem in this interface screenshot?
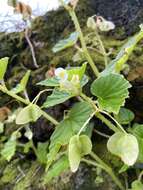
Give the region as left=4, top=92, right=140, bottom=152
left=0, top=85, right=59, bottom=126
left=61, top=2, right=99, bottom=77
left=94, top=29, right=108, bottom=67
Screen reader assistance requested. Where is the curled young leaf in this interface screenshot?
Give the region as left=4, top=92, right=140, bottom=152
left=16, top=104, right=42, bottom=125
left=68, top=135, right=92, bottom=172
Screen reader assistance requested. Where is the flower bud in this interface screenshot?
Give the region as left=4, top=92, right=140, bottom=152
left=87, top=17, right=97, bottom=30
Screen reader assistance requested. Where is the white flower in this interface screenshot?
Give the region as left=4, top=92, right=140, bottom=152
left=96, top=16, right=115, bottom=32
left=55, top=68, right=81, bottom=95
left=55, top=68, right=68, bottom=82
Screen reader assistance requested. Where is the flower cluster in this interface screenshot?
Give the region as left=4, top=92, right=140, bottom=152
left=55, top=68, right=81, bottom=95
left=87, top=16, right=115, bottom=32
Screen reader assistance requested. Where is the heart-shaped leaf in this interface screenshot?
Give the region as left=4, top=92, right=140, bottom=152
left=91, top=74, right=131, bottom=114
left=68, top=135, right=92, bottom=172
left=52, top=32, right=79, bottom=53
left=16, top=104, right=42, bottom=125
left=46, top=102, right=93, bottom=169
left=107, top=132, right=139, bottom=166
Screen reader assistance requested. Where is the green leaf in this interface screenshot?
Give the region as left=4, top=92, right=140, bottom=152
left=131, top=124, right=143, bottom=162
left=131, top=180, right=143, bottom=190
left=82, top=122, right=94, bottom=138
left=79, top=135, right=92, bottom=156
left=37, top=77, right=59, bottom=87
left=1, top=131, right=20, bottom=161
left=68, top=135, right=92, bottom=172
left=91, top=74, right=131, bottom=114
left=107, top=132, right=139, bottom=166
left=43, top=155, right=69, bottom=184
left=115, top=108, right=135, bottom=125
left=46, top=144, right=61, bottom=171
left=16, top=104, right=42, bottom=125
left=43, top=89, right=72, bottom=108
left=52, top=32, right=79, bottom=53
left=101, top=27, right=143, bottom=76
left=46, top=102, right=93, bottom=169
left=11, top=70, right=31, bottom=94
left=36, top=142, right=49, bottom=164
left=50, top=102, right=93, bottom=148
left=0, top=57, right=9, bottom=80
left=67, top=63, right=87, bottom=81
